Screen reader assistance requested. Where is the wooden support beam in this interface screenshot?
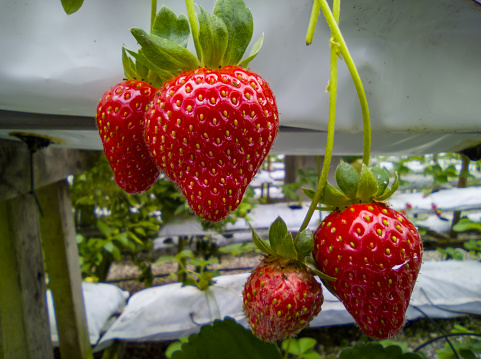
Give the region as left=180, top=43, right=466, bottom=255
left=37, top=180, right=93, bottom=359
left=0, top=139, right=100, bottom=202
left=0, top=194, right=53, bottom=359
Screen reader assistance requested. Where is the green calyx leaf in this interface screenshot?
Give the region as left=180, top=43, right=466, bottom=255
left=212, top=0, right=254, bottom=66
left=130, top=28, right=200, bottom=73
left=294, top=228, right=314, bottom=261
left=336, top=161, right=359, bottom=199
left=252, top=217, right=315, bottom=262
left=123, top=0, right=263, bottom=88
left=317, top=162, right=400, bottom=210
left=375, top=171, right=399, bottom=202
left=356, top=164, right=379, bottom=202
left=250, top=224, right=273, bottom=256
left=370, top=166, right=390, bottom=196
left=197, top=6, right=229, bottom=69
left=152, top=7, right=191, bottom=48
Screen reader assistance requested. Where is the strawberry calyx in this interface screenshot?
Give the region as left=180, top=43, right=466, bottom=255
left=251, top=217, right=336, bottom=283
left=304, top=162, right=400, bottom=212
left=123, top=0, right=263, bottom=88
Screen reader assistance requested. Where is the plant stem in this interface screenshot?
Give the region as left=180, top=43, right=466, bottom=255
left=305, top=0, right=321, bottom=45
left=185, top=0, right=202, bottom=64
left=316, top=0, right=371, bottom=166
left=150, top=0, right=157, bottom=33
left=298, top=0, right=341, bottom=234
left=283, top=336, right=292, bottom=359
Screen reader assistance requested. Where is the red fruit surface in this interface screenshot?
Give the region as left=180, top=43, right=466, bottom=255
left=243, top=257, right=324, bottom=342
left=144, top=66, right=279, bottom=222
left=312, top=203, right=423, bottom=339
left=97, top=80, right=160, bottom=193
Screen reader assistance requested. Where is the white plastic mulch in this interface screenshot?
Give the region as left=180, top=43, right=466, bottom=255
left=91, top=260, right=481, bottom=351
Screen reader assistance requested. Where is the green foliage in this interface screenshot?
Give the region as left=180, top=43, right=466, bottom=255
left=464, top=240, right=481, bottom=259
left=437, top=247, right=466, bottom=261
left=453, top=218, right=481, bottom=233
left=423, top=163, right=459, bottom=187
left=218, top=242, right=258, bottom=256
left=156, top=249, right=220, bottom=290
left=60, top=0, right=84, bottom=14
left=170, top=317, right=282, bottom=359
left=282, top=337, right=322, bottom=359
left=338, top=342, right=423, bottom=359
left=436, top=325, right=481, bottom=359
left=70, top=156, right=185, bottom=283
left=282, top=167, right=318, bottom=204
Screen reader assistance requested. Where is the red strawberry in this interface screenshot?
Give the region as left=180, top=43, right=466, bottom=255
left=97, top=80, right=160, bottom=193
left=144, top=66, right=278, bottom=221
left=312, top=203, right=423, bottom=339
left=243, top=256, right=323, bottom=342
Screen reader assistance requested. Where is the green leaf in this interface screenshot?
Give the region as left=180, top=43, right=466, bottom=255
left=335, top=162, right=359, bottom=199
left=219, top=242, right=258, bottom=256
left=171, top=317, right=282, bottom=359
left=321, top=182, right=352, bottom=207
left=130, top=28, right=200, bottom=74
left=126, top=48, right=173, bottom=85
left=213, top=0, right=254, bottom=66
left=370, top=166, right=390, bottom=196
left=103, top=241, right=121, bottom=262
left=297, top=337, right=317, bottom=353
left=339, top=343, right=423, bottom=359
left=269, top=216, right=288, bottom=255
left=294, top=229, right=314, bottom=261
left=166, top=337, right=189, bottom=358
left=238, top=33, right=264, bottom=68
left=122, top=47, right=139, bottom=81
left=152, top=7, right=191, bottom=47
left=453, top=218, right=481, bottom=232
left=356, top=164, right=379, bottom=202
left=197, top=6, right=229, bottom=68
left=61, top=0, right=84, bottom=15
left=250, top=225, right=273, bottom=255
left=156, top=255, right=176, bottom=264
left=97, top=220, right=112, bottom=237
left=276, top=233, right=298, bottom=260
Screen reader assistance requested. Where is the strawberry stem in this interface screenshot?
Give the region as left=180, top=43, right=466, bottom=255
left=150, top=0, right=157, bottom=34
left=318, top=0, right=371, bottom=166
left=298, top=0, right=341, bottom=235
left=185, top=0, right=203, bottom=65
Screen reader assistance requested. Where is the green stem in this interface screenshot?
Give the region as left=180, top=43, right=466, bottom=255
left=298, top=0, right=340, bottom=234
left=305, top=0, right=321, bottom=45
left=317, top=0, right=371, bottom=165
left=283, top=336, right=292, bottom=359
left=150, top=0, right=157, bottom=34
left=185, top=0, right=203, bottom=64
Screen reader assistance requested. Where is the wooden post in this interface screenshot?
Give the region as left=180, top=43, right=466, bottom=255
left=0, top=139, right=101, bottom=359
left=37, top=180, right=93, bottom=359
left=0, top=194, right=53, bottom=359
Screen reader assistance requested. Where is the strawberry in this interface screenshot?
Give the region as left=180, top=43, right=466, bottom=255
left=96, top=80, right=160, bottom=193
left=243, top=256, right=323, bottom=342
left=307, top=162, right=423, bottom=339
left=144, top=66, right=278, bottom=221
left=242, top=217, right=324, bottom=342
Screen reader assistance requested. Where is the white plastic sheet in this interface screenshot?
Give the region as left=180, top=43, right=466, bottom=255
left=95, top=260, right=481, bottom=350
left=1, top=0, right=480, bottom=154
left=47, top=282, right=129, bottom=346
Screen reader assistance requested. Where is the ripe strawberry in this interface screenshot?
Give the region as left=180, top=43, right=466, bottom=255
left=97, top=80, right=160, bottom=193
left=144, top=66, right=278, bottom=221
left=312, top=203, right=423, bottom=339
left=243, top=257, right=323, bottom=342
